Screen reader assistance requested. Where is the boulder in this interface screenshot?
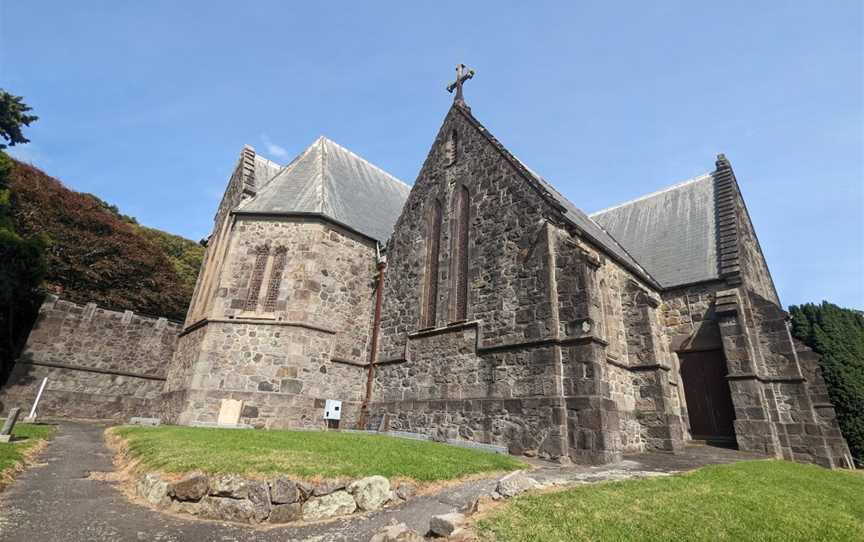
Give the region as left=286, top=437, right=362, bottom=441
left=495, top=471, right=539, bottom=498
left=369, top=521, right=424, bottom=542
left=269, top=503, right=303, bottom=524
left=137, top=473, right=170, bottom=507
left=198, top=496, right=257, bottom=523
left=313, top=478, right=347, bottom=496
left=269, top=476, right=300, bottom=504
left=394, top=482, right=416, bottom=501
left=169, top=500, right=203, bottom=516
left=347, top=476, right=390, bottom=511
left=245, top=480, right=272, bottom=522
left=209, top=475, right=249, bottom=499
left=428, top=512, right=465, bottom=537
left=169, top=472, right=209, bottom=502
left=302, top=490, right=357, bottom=521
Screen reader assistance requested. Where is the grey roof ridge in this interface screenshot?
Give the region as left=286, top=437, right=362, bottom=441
left=318, top=135, right=327, bottom=214
left=590, top=172, right=714, bottom=217
left=255, top=153, right=283, bottom=172
left=318, top=135, right=411, bottom=190
left=450, top=103, right=661, bottom=289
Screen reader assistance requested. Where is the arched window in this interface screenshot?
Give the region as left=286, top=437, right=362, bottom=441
left=445, top=129, right=457, bottom=166
left=599, top=279, right=609, bottom=340
left=421, top=200, right=442, bottom=328
left=245, top=245, right=270, bottom=311
left=263, top=246, right=288, bottom=312
left=451, top=185, right=470, bottom=321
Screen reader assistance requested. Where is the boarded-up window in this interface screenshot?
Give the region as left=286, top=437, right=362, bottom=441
left=263, top=246, right=287, bottom=312
left=421, top=200, right=442, bottom=328
left=451, top=185, right=470, bottom=321
left=245, top=245, right=270, bottom=311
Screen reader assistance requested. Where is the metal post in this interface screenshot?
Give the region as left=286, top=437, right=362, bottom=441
left=26, top=378, right=47, bottom=422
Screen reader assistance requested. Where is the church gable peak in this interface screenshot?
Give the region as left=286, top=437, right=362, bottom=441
left=433, top=103, right=659, bottom=287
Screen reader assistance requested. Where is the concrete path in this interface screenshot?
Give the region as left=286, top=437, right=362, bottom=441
left=0, top=421, right=765, bottom=542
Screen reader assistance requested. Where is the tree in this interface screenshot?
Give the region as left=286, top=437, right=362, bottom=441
left=789, top=302, right=864, bottom=466
left=0, top=90, right=38, bottom=150
left=0, top=91, right=43, bottom=383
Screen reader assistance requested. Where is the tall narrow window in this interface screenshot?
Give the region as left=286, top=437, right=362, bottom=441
left=445, top=129, right=457, bottom=166
left=263, top=246, right=287, bottom=312
left=451, top=186, right=470, bottom=321
left=245, top=245, right=270, bottom=311
left=421, top=200, right=442, bottom=328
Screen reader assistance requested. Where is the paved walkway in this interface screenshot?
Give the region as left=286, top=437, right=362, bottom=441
left=0, top=421, right=765, bottom=542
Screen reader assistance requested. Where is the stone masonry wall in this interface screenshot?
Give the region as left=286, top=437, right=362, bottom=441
left=0, top=295, right=180, bottom=420
left=371, top=106, right=571, bottom=459
left=163, top=217, right=375, bottom=429
left=661, top=280, right=853, bottom=468
left=369, top=104, right=687, bottom=464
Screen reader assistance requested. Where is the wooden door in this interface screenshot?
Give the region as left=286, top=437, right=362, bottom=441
left=679, top=350, right=736, bottom=440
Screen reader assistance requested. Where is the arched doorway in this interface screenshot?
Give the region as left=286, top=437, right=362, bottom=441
left=679, top=349, right=737, bottom=445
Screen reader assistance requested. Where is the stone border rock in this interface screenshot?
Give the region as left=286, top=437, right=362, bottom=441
left=135, top=470, right=417, bottom=525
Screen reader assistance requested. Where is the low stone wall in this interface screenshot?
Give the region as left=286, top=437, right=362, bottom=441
left=0, top=296, right=181, bottom=420
left=136, top=471, right=416, bottom=525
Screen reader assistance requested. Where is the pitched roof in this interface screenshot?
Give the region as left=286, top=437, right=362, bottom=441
left=452, top=105, right=660, bottom=288
left=252, top=153, right=282, bottom=188
left=590, top=173, right=719, bottom=288
left=238, top=136, right=411, bottom=243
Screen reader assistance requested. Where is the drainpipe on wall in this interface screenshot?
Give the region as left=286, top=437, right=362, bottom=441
left=359, top=245, right=386, bottom=429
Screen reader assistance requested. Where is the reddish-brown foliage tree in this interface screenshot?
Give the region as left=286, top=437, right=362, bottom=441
left=8, top=160, right=193, bottom=320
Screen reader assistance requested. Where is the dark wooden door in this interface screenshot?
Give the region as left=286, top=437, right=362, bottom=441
left=679, top=350, right=736, bottom=440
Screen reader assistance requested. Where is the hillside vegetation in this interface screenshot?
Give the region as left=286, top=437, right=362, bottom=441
left=790, top=302, right=864, bottom=466
left=8, top=159, right=203, bottom=321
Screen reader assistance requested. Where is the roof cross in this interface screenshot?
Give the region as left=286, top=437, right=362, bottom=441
left=447, top=64, right=475, bottom=106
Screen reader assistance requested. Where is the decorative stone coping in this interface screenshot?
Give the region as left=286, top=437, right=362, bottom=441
left=135, top=471, right=417, bottom=525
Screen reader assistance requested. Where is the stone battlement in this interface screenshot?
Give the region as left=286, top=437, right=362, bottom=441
left=0, top=295, right=181, bottom=420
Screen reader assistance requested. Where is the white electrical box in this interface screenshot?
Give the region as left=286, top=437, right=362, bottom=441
left=324, top=399, right=342, bottom=420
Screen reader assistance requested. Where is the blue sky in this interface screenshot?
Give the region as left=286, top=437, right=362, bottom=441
left=2, top=1, right=862, bottom=309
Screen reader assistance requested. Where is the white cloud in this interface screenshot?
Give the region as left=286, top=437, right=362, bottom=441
left=261, top=134, right=288, bottom=158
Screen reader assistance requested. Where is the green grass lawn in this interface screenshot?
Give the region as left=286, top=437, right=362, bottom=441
left=0, top=422, right=55, bottom=478
left=112, top=425, right=525, bottom=482
left=476, top=460, right=864, bottom=542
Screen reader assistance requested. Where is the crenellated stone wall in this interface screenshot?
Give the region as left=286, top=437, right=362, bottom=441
left=0, top=295, right=181, bottom=420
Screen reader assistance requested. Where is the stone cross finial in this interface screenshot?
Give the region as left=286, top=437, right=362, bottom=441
left=447, top=64, right=475, bottom=106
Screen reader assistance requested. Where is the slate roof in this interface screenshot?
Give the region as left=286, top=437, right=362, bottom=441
left=252, top=154, right=282, bottom=189
left=590, top=173, right=719, bottom=288
left=238, top=136, right=411, bottom=243
left=452, top=105, right=660, bottom=288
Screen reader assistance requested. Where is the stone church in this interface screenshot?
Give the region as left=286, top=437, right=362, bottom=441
left=2, top=72, right=852, bottom=468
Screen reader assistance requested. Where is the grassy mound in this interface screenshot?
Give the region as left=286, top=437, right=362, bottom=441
left=477, top=460, right=864, bottom=542
left=0, top=422, right=55, bottom=479
left=112, top=425, right=524, bottom=482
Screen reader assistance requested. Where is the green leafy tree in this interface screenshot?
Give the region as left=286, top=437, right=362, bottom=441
left=0, top=91, right=38, bottom=150
left=0, top=90, right=44, bottom=382
left=790, top=302, right=864, bottom=466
